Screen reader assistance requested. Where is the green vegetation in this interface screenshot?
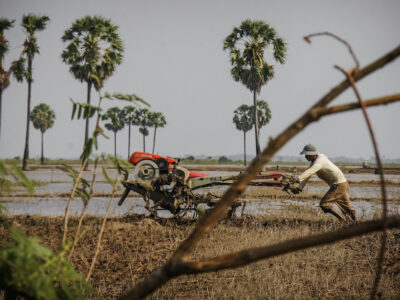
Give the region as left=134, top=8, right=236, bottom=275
left=0, top=161, right=34, bottom=194
left=1, top=160, right=92, bottom=299
left=218, top=156, right=231, bottom=164
left=136, top=108, right=151, bottom=152
left=102, top=106, right=125, bottom=157
left=62, top=16, right=124, bottom=159
left=253, top=99, right=271, bottom=138
left=233, top=104, right=253, bottom=166
left=0, top=227, right=93, bottom=299
left=148, top=111, right=167, bottom=154
left=17, top=14, right=50, bottom=170
left=121, top=105, right=137, bottom=159
left=224, top=19, right=286, bottom=156
left=30, top=103, right=55, bottom=164
left=0, top=18, right=15, bottom=140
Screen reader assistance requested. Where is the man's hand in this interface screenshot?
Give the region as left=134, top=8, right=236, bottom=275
left=291, top=176, right=300, bottom=183
left=290, top=182, right=302, bottom=194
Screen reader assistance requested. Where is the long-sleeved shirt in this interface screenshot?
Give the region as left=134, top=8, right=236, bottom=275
left=298, top=153, right=347, bottom=189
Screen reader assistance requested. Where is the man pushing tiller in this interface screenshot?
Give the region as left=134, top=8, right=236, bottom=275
left=292, top=144, right=359, bottom=222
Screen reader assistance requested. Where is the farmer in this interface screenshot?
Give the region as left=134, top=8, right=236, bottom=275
left=294, top=144, right=359, bottom=222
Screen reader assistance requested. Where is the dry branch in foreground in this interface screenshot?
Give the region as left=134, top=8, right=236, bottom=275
left=120, top=44, right=400, bottom=299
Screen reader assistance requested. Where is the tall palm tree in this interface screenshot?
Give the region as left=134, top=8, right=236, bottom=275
left=136, top=108, right=150, bottom=152
left=251, top=100, right=271, bottom=140
left=102, top=107, right=125, bottom=157
left=233, top=104, right=253, bottom=166
left=224, top=19, right=286, bottom=156
left=20, top=14, right=50, bottom=170
left=61, top=16, right=124, bottom=162
left=0, top=18, right=15, bottom=141
left=139, top=127, right=149, bottom=152
left=30, top=103, right=55, bottom=164
left=121, top=105, right=137, bottom=159
left=148, top=111, right=166, bottom=153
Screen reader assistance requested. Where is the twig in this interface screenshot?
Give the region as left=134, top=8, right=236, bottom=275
left=304, top=32, right=360, bottom=70
left=62, top=157, right=88, bottom=246
left=310, top=93, right=400, bottom=120
left=180, top=217, right=399, bottom=273
left=307, top=31, right=390, bottom=299
left=120, top=217, right=400, bottom=300
left=174, top=44, right=400, bottom=260
left=119, top=45, right=400, bottom=299
left=68, top=157, right=99, bottom=260
left=334, top=65, right=388, bottom=300
left=86, top=176, right=119, bottom=281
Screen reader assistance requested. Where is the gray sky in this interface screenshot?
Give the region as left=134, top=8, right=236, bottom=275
left=1, top=0, right=399, bottom=160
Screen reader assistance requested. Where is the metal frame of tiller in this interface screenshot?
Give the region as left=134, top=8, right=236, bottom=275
left=117, top=152, right=299, bottom=218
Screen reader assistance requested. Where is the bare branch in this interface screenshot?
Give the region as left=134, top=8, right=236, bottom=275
left=69, top=157, right=99, bottom=260
left=120, top=44, right=400, bottom=300
left=174, top=44, right=400, bottom=259
left=86, top=175, right=119, bottom=281
left=334, top=65, right=389, bottom=300
left=180, top=217, right=400, bottom=274
left=310, top=93, right=400, bottom=120
left=304, top=32, right=360, bottom=70
left=120, top=217, right=400, bottom=300
left=62, top=157, right=88, bottom=246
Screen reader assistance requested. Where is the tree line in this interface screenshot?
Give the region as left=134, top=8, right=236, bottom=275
left=1, top=15, right=286, bottom=170
left=0, top=15, right=168, bottom=169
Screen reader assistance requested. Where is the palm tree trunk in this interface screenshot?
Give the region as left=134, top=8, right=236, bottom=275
left=0, top=87, right=3, bottom=140
left=253, top=90, right=261, bottom=156
left=114, top=131, right=117, bottom=157
left=41, top=131, right=44, bottom=164
left=243, top=131, right=247, bottom=167
left=152, top=126, right=157, bottom=154
left=82, top=80, right=92, bottom=167
left=23, top=56, right=33, bottom=170
left=128, top=123, right=131, bottom=159
left=143, top=132, right=145, bottom=152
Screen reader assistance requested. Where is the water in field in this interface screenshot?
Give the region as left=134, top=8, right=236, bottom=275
left=2, top=168, right=399, bottom=219
left=2, top=194, right=399, bottom=219
left=12, top=169, right=400, bottom=200
left=22, top=167, right=400, bottom=184
left=304, top=185, right=400, bottom=200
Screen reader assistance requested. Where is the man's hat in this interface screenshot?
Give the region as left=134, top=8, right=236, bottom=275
left=300, top=144, right=318, bottom=155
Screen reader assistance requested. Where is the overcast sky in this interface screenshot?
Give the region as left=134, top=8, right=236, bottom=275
left=0, top=0, right=399, bottom=160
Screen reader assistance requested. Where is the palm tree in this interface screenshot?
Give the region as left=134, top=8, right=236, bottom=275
left=139, top=127, right=149, bottom=152
left=30, top=103, right=55, bottom=164
left=224, top=19, right=286, bottom=156
left=102, top=107, right=125, bottom=157
left=0, top=18, right=15, bottom=140
left=61, top=16, right=124, bottom=162
left=19, top=14, right=50, bottom=170
left=121, top=105, right=137, bottom=159
left=233, top=104, right=253, bottom=166
left=148, top=111, right=166, bottom=153
left=251, top=100, right=271, bottom=140
left=136, top=108, right=150, bottom=152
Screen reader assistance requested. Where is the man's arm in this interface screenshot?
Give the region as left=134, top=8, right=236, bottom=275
left=298, top=161, right=322, bottom=189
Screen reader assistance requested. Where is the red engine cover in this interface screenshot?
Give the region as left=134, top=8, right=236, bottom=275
left=129, top=152, right=209, bottom=178
left=129, top=152, right=176, bottom=165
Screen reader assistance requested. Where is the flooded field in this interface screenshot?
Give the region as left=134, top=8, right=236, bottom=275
left=2, top=196, right=400, bottom=220
left=21, top=167, right=400, bottom=184
left=2, top=167, right=400, bottom=219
